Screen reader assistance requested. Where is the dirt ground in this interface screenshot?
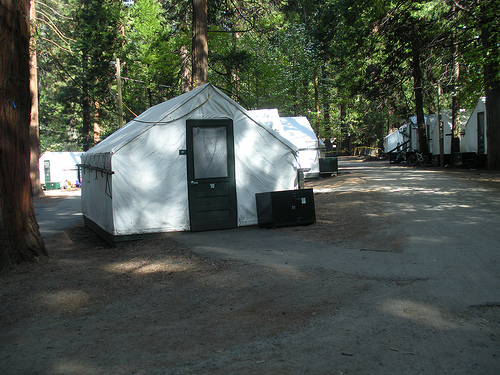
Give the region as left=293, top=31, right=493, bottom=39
left=1, top=159, right=499, bottom=374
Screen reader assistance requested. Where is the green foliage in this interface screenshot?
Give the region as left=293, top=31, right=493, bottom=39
left=35, top=0, right=495, bottom=154
left=121, top=0, right=181, bottom=119
left=36, top=0, right=80, bottom=152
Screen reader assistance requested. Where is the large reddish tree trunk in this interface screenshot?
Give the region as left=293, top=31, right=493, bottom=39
left=179, top=45, right=192, bottom=93
left=0, top=0, right=47, bottom=269
left=29, top=0, right=43, bottom=197
left=192, top=0, right=208, bottom=89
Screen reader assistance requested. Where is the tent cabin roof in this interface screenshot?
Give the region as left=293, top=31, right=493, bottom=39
left=247, top=109, right=323, bottom=150
left=464, top=97, right=486, bottom=130
left=86, top=84, right=297, bottom=160
left=279, top=117, right=324, bottom=150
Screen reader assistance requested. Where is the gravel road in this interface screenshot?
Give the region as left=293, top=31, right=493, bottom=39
left=173, top=159, right=500, bottom=304
left=167, top=158, right=500, bottom=373
left=2, top=157, right=499, bottom=374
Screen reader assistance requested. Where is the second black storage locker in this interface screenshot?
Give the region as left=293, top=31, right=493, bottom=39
left=256, top=189, right=316, bottom=228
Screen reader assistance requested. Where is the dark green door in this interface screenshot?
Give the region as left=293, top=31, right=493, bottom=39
left=186, top=119, right=237, bottom=232
left=477, top=112, right=485, bottom=155
left=44, top=160, right=50, bottom=182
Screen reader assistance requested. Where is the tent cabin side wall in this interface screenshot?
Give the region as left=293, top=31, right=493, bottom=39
left=81, top=84, right=298, bottom=243
left=426, top=114, right=453, bottom=156
left=80, top=154, right=115, bottom=237
left=384, top=130, right=404, bottom=154
left=384, top=122, right=418, bottom=162
left=280, top=117, right=323, bottom=180
left=110, top=122, right=190, bottom=235
left=296, top=150, right=321, bottom=178
left=233, top=113, right=299, bottom=226
left=461, top=98, right=487, bottom=155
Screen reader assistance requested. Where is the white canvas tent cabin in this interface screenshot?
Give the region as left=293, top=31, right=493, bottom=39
left=81, top=83, right=299, bottom=245
left=248, top=109, right=324, bottom=179
left=384, top=117, right=419, bottom=162
left=426, top=113, right=453, bottom=156
left=426, top=109, right=472, bottom=166
left=453, top=97, right=488, bottom=168
left=39, top=151, right=83, bottom=189
left=384, top=128, right=404, bottom=154
left=461, top=97, right=487, bottom=155
left=280, top=117, right=325, bottom=179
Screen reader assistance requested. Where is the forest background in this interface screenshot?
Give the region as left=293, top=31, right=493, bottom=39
left=34, top=0, right=499, bottom=160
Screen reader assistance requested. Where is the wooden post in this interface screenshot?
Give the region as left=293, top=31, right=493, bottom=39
left=116, top=57, right=123, bottom=128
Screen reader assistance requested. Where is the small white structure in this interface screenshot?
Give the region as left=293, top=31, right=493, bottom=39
left=384, top=127, right=404, bottom=154
left=280, top=117, right=324, bottom=179
left=426, top=113, right=453, bottom=156
left=461, top=97, right=487, bottom=155
left=384, top=118, right=419, bottom=154
left=81, top=83, right=298, bottom=243
left=248, top=109, right=324, bottom=179
left=39, top=151, right=83, bottom=188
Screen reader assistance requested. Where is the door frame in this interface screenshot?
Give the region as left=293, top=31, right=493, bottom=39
left=186, top=119, right=237, bottom=231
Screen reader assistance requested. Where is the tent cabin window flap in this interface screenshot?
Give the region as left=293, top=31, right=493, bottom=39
left=79, top=164, right=114, bottom=198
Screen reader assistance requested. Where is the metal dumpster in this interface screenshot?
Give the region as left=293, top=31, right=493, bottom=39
left=319, top=157, right=338, bottom=176
left=45, top=182, right=60, bottom=190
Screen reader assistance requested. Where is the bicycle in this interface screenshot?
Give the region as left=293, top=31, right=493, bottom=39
left=407, top=151, right=428, bottom=166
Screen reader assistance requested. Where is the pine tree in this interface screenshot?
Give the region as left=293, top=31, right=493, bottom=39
left=0, top=0, right=47, bottom=270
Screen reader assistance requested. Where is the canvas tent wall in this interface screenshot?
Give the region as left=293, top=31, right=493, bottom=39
left=384, top=119, right=419, bottom=154
left=248, top=109, right=324, bottom=179
left=426, top=113, right=453, bottom=155
left=461, top=97, right=487, bottom=155
left=384, top=128, right=404, bottom=154
left=280, top=117, right=324, bottom=179
left=426, top=109, right=471, bottom=158
left=39, top=151, right=83, bottom=187
left=81, top=83, right=298, bottom=242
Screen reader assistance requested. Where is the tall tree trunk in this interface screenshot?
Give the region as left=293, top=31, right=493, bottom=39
left=313, top=67, right=321, bottom=140
left=314, top=67, right=320, bottom=114
left=450, top=3, right=461, bottom=154
left=321, top=63, right=333, bottom=153
left=481, top=3, right=500, bottom=170
left=411, top=21, right=428, bottom=154
left=192, top=0, right=208, bottom=89
left=386, top=101, right=394, bottom=135
left=115, top=57, right=123, bottom=129
left=339, top=103, right=349, bottom=154
left=29, top=0, right=43, bottom=197
left=179, top=45, right=192, bottom=93
left=93, top=100, right=100, bottom=144
left=0, top=0, right=47, bottom=270
left=81, top=51, right=91, bottom=151
left=230, top=32, right=241, bottom=102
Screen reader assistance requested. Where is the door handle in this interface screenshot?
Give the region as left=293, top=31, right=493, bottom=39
left=190, top=181, right=199, bottom=185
